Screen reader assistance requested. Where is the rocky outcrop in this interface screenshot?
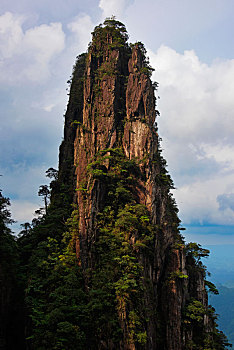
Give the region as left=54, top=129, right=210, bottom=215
left=60, top=19, right=227, bottom=350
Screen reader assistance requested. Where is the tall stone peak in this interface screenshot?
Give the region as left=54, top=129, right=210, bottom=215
left=19, top=19, right=229, bottom=350
left=54, top=19, right=229, bottom=349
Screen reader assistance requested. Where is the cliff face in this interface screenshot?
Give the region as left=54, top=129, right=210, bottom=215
left=58, top=19, right=224, bottom=349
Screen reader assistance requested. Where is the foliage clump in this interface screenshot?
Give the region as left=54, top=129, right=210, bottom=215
left=0, top=190, right=25, bottom=348
left=183, top=298, right=232, bottom=349
left=183, top=242, right=232, bottom=348
left=91, top=16, right=129, bottom=51
left=85, top=148, right=157, bottom=346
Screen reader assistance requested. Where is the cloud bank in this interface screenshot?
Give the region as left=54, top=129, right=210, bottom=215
left=0, top=12, right=65, bottom=84
left=149, top=46, right=234, bottom=225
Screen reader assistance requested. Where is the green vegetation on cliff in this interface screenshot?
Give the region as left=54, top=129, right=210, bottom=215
left=0, top=190, right=25, bottom=349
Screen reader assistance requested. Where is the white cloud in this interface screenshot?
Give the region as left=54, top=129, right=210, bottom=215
left=67, top=14, right=93, bottom=52
left=11, top=200, right=39, bottom=225
left=148, top=45, right=234, bottom=225
left=99, top=0, right=131, bottom=20
left=0, top=12, right=65, bottom=84
left=201, top=143, right=234, bottom=170
left=43, top=104, right=56, bottom=112
left=0, top=11, right=24, bottom=58
left=150, top=46, right=234, bottom=144
left=174, top=175, right=234, bottom=225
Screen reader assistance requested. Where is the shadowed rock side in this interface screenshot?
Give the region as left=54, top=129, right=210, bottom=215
left=63, top=20, right=228, bottom=350
left=57, top=53, right=87, bottom=203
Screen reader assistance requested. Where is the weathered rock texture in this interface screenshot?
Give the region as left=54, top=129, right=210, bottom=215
left=60, top=19, right=225, bottom=350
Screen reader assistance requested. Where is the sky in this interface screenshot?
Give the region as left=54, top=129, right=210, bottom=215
left=1, top=0, right=234, bottom=246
